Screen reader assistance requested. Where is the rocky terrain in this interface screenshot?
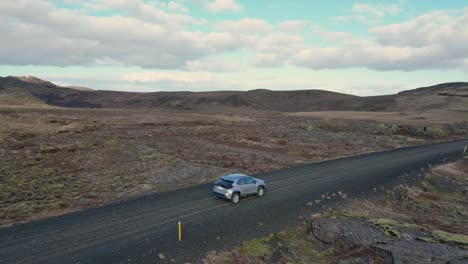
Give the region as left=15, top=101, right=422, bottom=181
left=1, top=104, right=467, bottom=226
left=203, top=159, right=468, bottom=264
left=1, top=76, right=467, bottom=229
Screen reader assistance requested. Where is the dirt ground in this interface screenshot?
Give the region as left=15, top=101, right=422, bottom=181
left=1, top=105, right=467, bottom=226
left=288, top=110, right=468, bottom=124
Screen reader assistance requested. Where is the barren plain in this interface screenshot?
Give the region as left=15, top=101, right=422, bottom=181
left=1, top=104, right=467, bottom=226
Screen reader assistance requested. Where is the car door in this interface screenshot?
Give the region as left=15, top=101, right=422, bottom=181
left=237, top=178, right=247, bottom=195
left=245, top=177, right=257, bottom=194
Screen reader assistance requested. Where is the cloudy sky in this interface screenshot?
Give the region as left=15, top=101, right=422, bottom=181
left=1, top=0, right=468, bottom=95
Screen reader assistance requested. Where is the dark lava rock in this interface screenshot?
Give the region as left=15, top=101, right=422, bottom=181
left=338, top=256, right=375, bottom=264
left=311, top=218, right=389, bottom=247
left=311, top=217, right=468, bottom=263
left=449, top=258, right=468, bottom=264
left=373, top=240, right=468, bottom=264
left=445, top=122, right=468, bottom=135
left=271, top=125, right=289, bottom=138
left=392, top=225, right=430, bottom=241
left=428, top=176, right=468, bottom=194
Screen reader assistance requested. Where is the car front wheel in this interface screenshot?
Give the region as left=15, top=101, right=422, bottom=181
left=257, top=187, right=265, bottom=197
left=231, top=193, right=240, bottom=204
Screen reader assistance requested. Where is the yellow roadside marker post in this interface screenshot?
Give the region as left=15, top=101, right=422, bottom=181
left=178, top=221, right=182, bottom=242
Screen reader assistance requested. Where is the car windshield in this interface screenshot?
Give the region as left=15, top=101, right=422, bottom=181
left=215, top=178, right=233, bottom=188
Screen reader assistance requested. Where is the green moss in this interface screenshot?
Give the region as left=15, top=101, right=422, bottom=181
left=376, top=123, right=399, bottom=134
left=384, top=228, right=400, bottom=237
left=301, top=122, right=319, bottom=131
left=400, top=223, right=425, bottom=229
left=239, top=234, right=273, bottom=257
left=142, top=153, right=160, bottom=160
left=158, top=157, right=175, bottom=166
left=141, top=184, right=153, bottom=191
left=404, top=137, right=423, bottom=142
left=370, top=218, right=399, bottom=226
left=104, top=138, right=119, bottom=146
left=421, top=177, right=438, bottom=192
left=84, top=191, right=98, bottom=199
left=268, top=225, right=330, bottom=264
left=38, top=167, right=59, bottom=177
left=48, top=200, right=67, bottom=210
left=432, top=230, right=468, bottom=245
left=417, top=237, right=437, bottom=243
left=300, top=120, right=342, bottom=132
left=49, top=183, right=64, bottom=190
left=371, top=218, right=400, bottom=237
left=287, top=150, right=303, bottom=157
left=142, top=150, right=175, bottom=166
left=425, top=125, right=449, bottom=138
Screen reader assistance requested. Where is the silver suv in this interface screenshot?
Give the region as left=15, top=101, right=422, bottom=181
left=213, top=174, right=266, bottom=204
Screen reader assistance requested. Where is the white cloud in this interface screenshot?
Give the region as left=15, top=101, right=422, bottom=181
left=97, top=0, right=197, bottom=26
left=215, top=18, right=272, bottom=34
left=278, top=20, right=307, bottom=32
left=184, top=57, right=242, bottom=72
left=334, top=2, right=401, bottom=24
left=0, top=0, right=245, bottom=68
left=353, top=2, right=400, bottom=17
left=122, top=71, right=213, bottom=84
left=206, top=0, right=242, bottom=12
left=167, top=1, right=189, bottom=13
left=201, top=32, right=254, bottom=50
left=2, top=0, right=468, bottom=75
left=370, top=10, right=466, bottom=48
left=59, top=0, right=196, bottom=26
left=254, top=9, right=468, bottom=71
left=251, top=33, right=305, bottom=67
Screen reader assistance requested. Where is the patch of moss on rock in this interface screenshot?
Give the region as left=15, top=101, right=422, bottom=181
left=239, top=234, right=273, bottom=258
left=277, top=225, right=329, bottom=263
left=370, top=218, right=399, bottom=226
left=425, top=125, right=449, bottom=138
left=421, top=176, right=438, bottom=192
left=416, top=237, right=437, bottom=243
left=370, top=218, right=401, bottom=237
left=432, top=230, right=468, bottom=245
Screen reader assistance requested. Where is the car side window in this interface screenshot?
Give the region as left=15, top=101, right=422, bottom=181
left=246, top=177, right=255, bottom=184
left=237, top=178, right=246, bottom=185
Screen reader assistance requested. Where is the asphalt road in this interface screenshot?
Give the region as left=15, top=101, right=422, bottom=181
left=1, top=140, right=467, bottom=264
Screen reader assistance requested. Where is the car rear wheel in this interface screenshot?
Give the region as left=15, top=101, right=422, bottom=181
left=257, top=186, right=265, bottom=197
left=231, top=193, right=240, bottom=204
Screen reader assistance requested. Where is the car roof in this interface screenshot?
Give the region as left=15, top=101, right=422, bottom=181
left=221, top=174, right=248, bottom=181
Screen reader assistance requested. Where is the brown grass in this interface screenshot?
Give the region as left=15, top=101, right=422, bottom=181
left=287, top=110, right=468, bottom=124
left=1, top=105, right=467, bottom=226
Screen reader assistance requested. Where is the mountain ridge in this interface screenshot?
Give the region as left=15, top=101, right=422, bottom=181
left=1, top=76, right=467, bottom=112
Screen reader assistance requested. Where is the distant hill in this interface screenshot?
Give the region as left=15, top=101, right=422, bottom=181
left=0, top=87, right=48, bottom=106
left=398, top=82, right=468, bottom=96
left=392, top=82, right=468, bottom=112
left=0, top=76, right=57, bottom=91
left=64, top=86, right=94, bottom=91
left=1, top=76, right=467, bottom=112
